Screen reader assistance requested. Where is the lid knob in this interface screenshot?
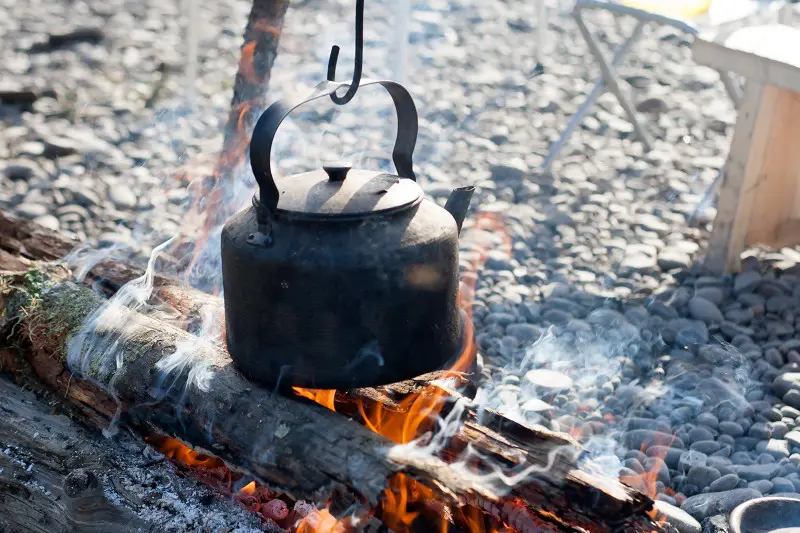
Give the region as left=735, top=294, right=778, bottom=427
left=323, top=161, right=352, bottom=182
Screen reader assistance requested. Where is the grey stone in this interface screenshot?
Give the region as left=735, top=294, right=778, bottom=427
left=680, top=451, right=709, bottom=473
left=624, top=430, right=684, bottom=450
left=680, top=488, right=761, bottom=521
left=700, top=515, right=729, bottom=533
left=523, top=369, right=573, bottom=392
left=689, top=427, right=716, bottom=443
left=695, top=287, right=724, bottom=306
left=686, top=465, right=721, bottom=489
left=767, top=295, right=794, bottom=314
left=765, top=439, right=791, bottom=459
left=749, top=422, right=772, bottom=440
left=647, top=446, right=685, bottom=469
left=772, top=421, right=790, bottom=439
left=785, top=430, right=800, bottom=448
left=108, top=185, right=138, bottom=210
left=689, top=297, right=724, bottom=324
left=676, top=322, right=710, bottom=346
left=765, top=348, right=785, bottom=368
left=505, top=323, right=543, bottom=343
left=625, top=417, right=672, bottom=433
left=15, top=202, right=48, bottom=219
left=734, top=271, right=761, bottom=294
left=720, top=421, right=745, bottom=437
left=691, top=441, right=722, bottom=455
left=658, top=250, right=692, bottom=271
left=748, top=479, right=773, bottom=494
left=785, top=390, right=800, bottom=410
left=734, top=463, right=781, bottom=481
left=655, top=500, right=701, bottom=533
left=696, top=413, right=719, bottom=429
left=771, top=477, right=795, bottom=493
left=33, top=215, right=59, bottom=231
left=698, top=345, right=730, bottom=365
left=708, top=473, right=739, bottom=492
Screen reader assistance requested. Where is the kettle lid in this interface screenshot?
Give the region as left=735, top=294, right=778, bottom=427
left=275, top=163, right=422, bottom=219
left=249, top=79, right=424, bottom=231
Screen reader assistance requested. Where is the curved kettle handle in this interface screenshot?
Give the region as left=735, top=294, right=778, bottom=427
left=249, top=79, right=419, bottom=235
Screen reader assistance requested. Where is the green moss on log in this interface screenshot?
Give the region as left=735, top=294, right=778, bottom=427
left=2, top=267, right=104, bottom=360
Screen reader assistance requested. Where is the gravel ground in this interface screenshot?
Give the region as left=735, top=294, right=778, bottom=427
left=3, top=0, right=800, bottom=531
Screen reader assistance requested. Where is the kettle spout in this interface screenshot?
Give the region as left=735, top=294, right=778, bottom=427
left=444, top=186, right=475, bottom=236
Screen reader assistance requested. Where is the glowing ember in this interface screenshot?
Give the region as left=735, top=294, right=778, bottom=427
left=295, top=508, right=350, bottom=533
left=146, top=434, right=298, bottom=530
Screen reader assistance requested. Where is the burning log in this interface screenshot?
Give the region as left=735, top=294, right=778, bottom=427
left=0, top=213, right=666, bottom=533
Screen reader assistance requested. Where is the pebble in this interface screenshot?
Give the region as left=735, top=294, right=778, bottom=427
left=748, top=479, right=773, bottom=494
left=688, top=427, right=716, bottom=444
left=774, top=373, right=800, bottom=398
left=691, top=441, right=722, bottom=455
left=108, top=185, right=139, bottom=210
left=771, top=477, right=795, bottom=493
left=772, top=422, right=790, bottom=439
left=734, top=271, right=761, bottom=294
left=719, top=421, right=745, bottom=437
left=688, top=297, right=724, bottom=324
left=708, top=473, right=740, bottom=492
left=748, top=422, right=772, bottom=440
left=624, top=430, right=685, bottom=451
left=680, top=488, right=761, bottom=521
left=654, top=500, right=701, bottom=533
left=33, top=215, right=60, bottom=231
left=785, top=390, right=800, bottom=410
left=686, top=466, right=721, bottom=489
left=700, top=515, right=730, bottom=533
left=15, top=202, right=48, bottom=219
left=765, top=439, right=791, bottom=459
left=505, top=323, right=543, bottom=343
left=785, top=430, right=800, bottom=448
left=523, top=369, right=573, bottom=392
left=647, top=446, right=685, bottom=469
left=734, top=463, right=781, bottom=481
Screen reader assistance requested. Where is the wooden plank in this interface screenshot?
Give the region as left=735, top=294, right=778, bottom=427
left=704, top=81, right=766, bottom=273
left=693, top=24, right=800, bottom=93
left=705, top=83, right=800, bottom=273
left=744, top=87, right=800, bottom=247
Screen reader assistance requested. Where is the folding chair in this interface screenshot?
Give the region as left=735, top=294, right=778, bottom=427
left=541, top=0, right=768, bottom=170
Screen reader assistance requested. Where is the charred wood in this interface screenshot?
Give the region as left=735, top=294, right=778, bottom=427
left=0, top=213, right=665, bottom=533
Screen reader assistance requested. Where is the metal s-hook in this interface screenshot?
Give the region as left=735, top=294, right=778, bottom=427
left=326, top=0, right=364, bottom=105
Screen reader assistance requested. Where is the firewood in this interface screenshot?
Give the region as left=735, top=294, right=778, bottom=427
left=0, top=377, right=144, bottom=533
left=0, top=214, right=665, bottom=533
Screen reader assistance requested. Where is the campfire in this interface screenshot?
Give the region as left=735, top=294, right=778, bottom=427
left=0, top=1, right=672, bottom=532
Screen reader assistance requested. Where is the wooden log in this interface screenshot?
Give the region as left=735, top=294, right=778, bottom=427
left=0, top=270, right=662, bottom=532
left=0, top=213, right=664, bottom=531
left=0, top=377, right=263, bottom=533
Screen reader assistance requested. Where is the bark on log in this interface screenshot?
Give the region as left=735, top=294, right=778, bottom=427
left=0, top=215, right=665, bottom=533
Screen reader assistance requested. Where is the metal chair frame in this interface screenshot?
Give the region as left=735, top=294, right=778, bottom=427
left=542, top=0, right=744, bottom=170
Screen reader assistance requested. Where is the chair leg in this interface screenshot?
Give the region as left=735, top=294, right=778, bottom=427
left=542, top=19, right=646, bottom=170
left=574, top=12, right=654, bottom=152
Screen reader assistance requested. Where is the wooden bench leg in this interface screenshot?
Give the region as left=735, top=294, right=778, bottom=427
left=704, top=82, right=800, bottom=273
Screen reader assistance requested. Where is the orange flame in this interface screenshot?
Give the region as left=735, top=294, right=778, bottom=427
left=618, top=441, right=675, bottom=525
left=291, top=212, right=512, bottom=533
left=293, top=387, right=337, bottom=411
left=292, top=211, right=509, bottom=445
left=154, top=435, right=228, bottom=469
left=295, top=508, right=350, bottom=533
left=239, top=480, right=257, bottom=496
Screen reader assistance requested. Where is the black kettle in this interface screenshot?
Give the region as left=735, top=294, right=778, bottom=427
left=221, top=78, right=474, bottom=389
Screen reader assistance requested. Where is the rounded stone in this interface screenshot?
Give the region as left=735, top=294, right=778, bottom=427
left=523, top=369, right=573, bottom=392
